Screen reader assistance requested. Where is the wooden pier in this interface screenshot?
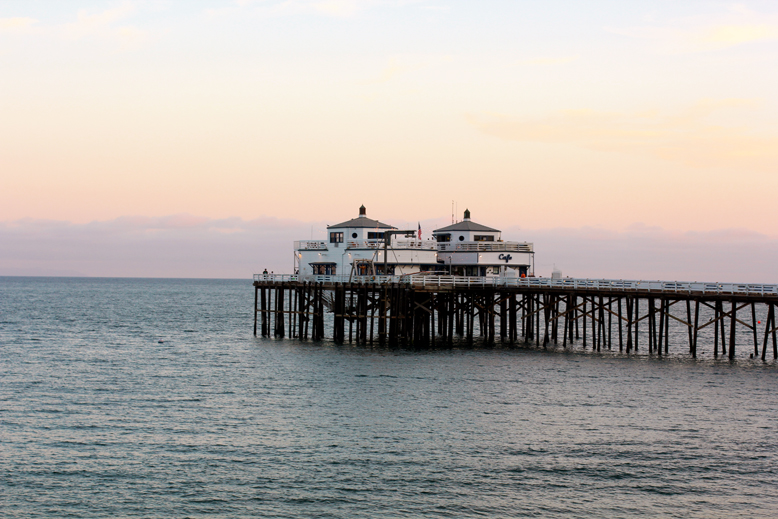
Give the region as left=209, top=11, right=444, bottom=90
left=253, top=274, right=778, bottom=359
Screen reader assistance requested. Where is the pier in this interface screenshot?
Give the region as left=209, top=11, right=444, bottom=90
left=253, top=274, right=778, bottom=359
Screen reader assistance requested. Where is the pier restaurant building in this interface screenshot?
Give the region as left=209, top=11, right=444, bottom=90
left=433, top=209, right=534, bottom=277
left=294, top=206, right=438, bottom=277
left=294, top=206, right=535, bottom=278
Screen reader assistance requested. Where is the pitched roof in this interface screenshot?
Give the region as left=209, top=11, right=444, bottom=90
left=328, top=216, right=395, bottom=229
left=433, top=220, right=500, bottom=233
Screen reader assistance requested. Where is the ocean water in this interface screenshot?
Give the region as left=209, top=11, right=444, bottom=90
left=1, top=277, right=777, bottom=518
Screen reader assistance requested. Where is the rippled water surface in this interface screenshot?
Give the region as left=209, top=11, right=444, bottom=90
left=2, top=277, right=777, bottom=518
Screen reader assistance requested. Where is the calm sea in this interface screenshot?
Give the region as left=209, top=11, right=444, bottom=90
left=1, top=277, right=777, bottom=518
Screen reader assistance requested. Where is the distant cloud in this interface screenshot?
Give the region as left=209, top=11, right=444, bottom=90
left=512, top=225, right=778, bottom=283
left=513, top=55, right=578, bottom=66
left=371, top=57, right=420, bottom=83
left=2, top=215, right=777, bottom=282
left=60, top=1, right=151, bottom=50
left=115, top=25, right=148, bottom=49
left=467, top=99, right=778, bottom=172
left=0, top=215, right=319, bottom=278
left=311, top=0, right=366, bottom=17
left=0, top=17, right=39, bottom=33
left=609, top=7, right=778, bottom=52
left=229, top=0, right=421, bottom=18
left=63, top=1, right=136, bottom=39
left=364, top=54, right=453, bottom=84
left=1, top=2, right=149, bottom=50
left=697, top=23, right=778, bottom=46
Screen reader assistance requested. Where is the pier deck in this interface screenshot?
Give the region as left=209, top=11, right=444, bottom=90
left=252, top=274, right=778, bottom=359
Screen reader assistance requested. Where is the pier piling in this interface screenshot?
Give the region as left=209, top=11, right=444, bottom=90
left=252, top=275, right=778, bottom=359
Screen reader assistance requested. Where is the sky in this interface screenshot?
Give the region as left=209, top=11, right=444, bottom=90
left=2, top=0, right=778, bottom=280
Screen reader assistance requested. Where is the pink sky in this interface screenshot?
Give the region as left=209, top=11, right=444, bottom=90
left=2, top=1, right=777, bottom=279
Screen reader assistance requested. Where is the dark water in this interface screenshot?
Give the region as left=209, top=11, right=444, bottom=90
left=2, top=277, right=777, bottom=518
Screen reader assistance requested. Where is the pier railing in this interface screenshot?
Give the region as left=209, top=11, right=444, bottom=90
left=294, top=239, right=436, bottom=251
left=253, top=273, right=778, bottom=297
left=437, top=242, right=533, bottom=252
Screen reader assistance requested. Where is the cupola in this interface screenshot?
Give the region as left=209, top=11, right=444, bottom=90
left=463, top=209, right=471, bottom=221
left=359, top=205, right=366, bottom=217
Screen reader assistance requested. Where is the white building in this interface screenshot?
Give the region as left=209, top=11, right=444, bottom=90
left=294, top=206, right=534, bottom=278
left=294, top=205, right=438, bottom=277
left=433, top=209, right=534, bottom=277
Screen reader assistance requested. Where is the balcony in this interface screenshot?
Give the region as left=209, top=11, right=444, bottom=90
left=437, top=242, right=534, bottom=253
left=344, top=239, right=436, bottom=250
left=295, top=240, right=328, bottom=251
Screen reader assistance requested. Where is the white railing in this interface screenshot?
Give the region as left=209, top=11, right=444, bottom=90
left=295, top=239, right=436, bottom=251
left=408, top=277, right=778, bottom=296
left=253, top=273, right=778, bottom=296
left=391, top=239, right=437, bottom=250
left=343, top=239, right=435, bottom=250
left=294, top=240, right=328, bottom=251
left=437, top=242, right=533, bottom=252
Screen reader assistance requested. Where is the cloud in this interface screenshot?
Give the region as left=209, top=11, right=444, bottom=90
left=234, top=0, right=420, bottom=18
left=0, top=17, right=39, bottom=33
left=612, top=23, right=778, bottom=52
left=115, top=25, right=148, bottom=49
left=57, top=1, right=149, bottom=49
left=311, top=0, right=366, bottom=17
left=511, top=225, right=778, bottom=283
left=63, top=1, right=136, bottom=39
left=467, top=99, right=778, bottom=172
left=0, top=215, right=320, bottom=278
left=609, top=8, right=778, bottom=52
left=364, top=54, right=452, bottom=84
left=697, top=23, right=778, bottom=46
left=3, top=216, right=777, bottom=282
left=513, top=55, right=578, bottom=66
left=368, top=56, right=426, bottom=83
left=246, top=0, right=372, bottom=17
left=0, top=3, right=149, bottom=49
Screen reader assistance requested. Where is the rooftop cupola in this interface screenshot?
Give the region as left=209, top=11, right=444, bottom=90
left=463, top=209, right=471, bottom=221
left=359, top=205, right=366, bottom=218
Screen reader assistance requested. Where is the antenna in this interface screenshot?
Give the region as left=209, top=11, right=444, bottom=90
left=451, top=200, right=454, bottom=224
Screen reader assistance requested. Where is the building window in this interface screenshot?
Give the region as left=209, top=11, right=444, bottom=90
left=436, top=234, right=451, bottom=242
left=474, top=235, right=495, bottom=242
left=329, top=232, right=343, bottom=243
left=351, top=232, right=358, bottom=239
left=368, top=232, right=385, bottom=240
left=458, top=235, right=465, bottom=241
left=377, top=264, right=395, bottom=275
left=313, top=264, right=337, bottom=275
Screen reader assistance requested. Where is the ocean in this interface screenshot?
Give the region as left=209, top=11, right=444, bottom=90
left=2, top=277, right=777, bottom=518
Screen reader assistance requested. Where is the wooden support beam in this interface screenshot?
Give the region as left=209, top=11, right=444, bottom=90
left=253, top=285, right=258, bottom=337
left=751, top=302, right=758, bottom=357
left=686, top=299, right=693, bottom=354
left=665, top=300, right=677, bottom=354
left=634, top=298, right=639, bottom=352
left=762, top=303, right=773, bottom=360
left=607, top=297, right=612, bottom=350
left=729, top=300, right=736, bottom=360
left=658, top=298, right=664, bottom=356
left=699, top=301, right=753, bottom=330
left=626, top=297, right=633, bottom=352
left=618, top=297, right=623, bottom=352
left=692, top=300, right=699, bottom=358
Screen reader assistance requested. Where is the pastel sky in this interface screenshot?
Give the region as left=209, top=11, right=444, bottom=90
left=2, top=1, right=778, bottom=279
